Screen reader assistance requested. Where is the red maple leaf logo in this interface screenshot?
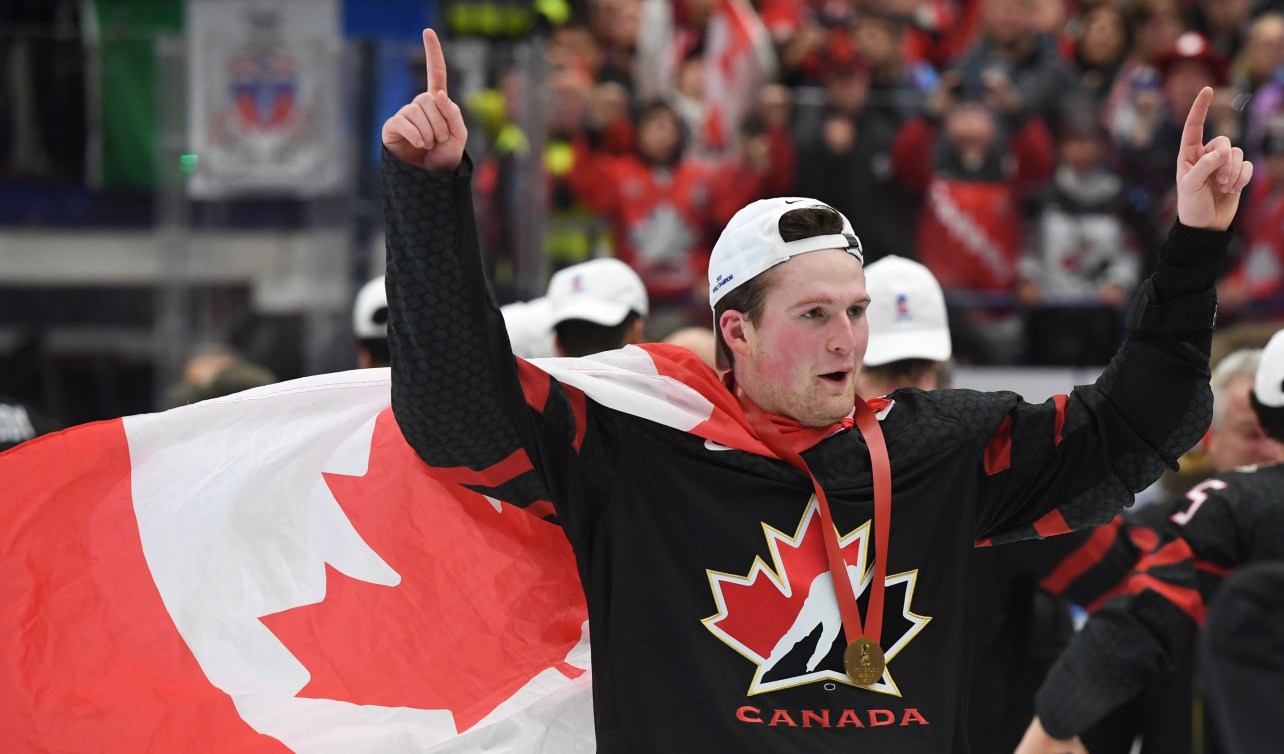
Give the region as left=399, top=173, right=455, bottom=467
left=703, top=499, right=931, bottom=696
left=260, top=409, right=587, bottom=733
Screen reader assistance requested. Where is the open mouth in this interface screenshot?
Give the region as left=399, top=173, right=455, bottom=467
left=819, top=371, right=849, bottom=384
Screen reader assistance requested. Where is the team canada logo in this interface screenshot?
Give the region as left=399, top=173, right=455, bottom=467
left=703, top=498, right=931, bottom=697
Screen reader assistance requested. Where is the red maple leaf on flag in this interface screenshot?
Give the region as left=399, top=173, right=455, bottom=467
left=704, top=500, right=869, bottom=662
left=261, top=409, right=587, bottom=733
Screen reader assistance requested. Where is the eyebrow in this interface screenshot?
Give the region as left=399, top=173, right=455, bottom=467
left=793, top=295, right=871, bottom=308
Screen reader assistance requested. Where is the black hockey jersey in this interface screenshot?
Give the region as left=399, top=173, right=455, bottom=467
left=381, top=151, right=1227, bottom=752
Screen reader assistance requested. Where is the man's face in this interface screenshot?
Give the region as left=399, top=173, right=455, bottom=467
left=731, top=249, right=870, bottom=426
left=1208, top=377, right=1284, bottom=471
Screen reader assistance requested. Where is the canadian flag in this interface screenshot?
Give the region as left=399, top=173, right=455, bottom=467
left=700, top=0, right=777, bottom=156
left=0, top=370, right=593, bottom=753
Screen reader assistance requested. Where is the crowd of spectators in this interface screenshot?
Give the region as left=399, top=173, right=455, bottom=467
left=469, top=0, right=1284, bottom=362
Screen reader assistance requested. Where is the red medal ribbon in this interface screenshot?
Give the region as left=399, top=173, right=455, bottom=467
left=742, top=397, right=892, bottom=653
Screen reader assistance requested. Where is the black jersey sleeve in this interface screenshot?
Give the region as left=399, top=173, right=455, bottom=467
left=381, top=150, right=612, bottom=543
left=967, top=222, right=1227, bottom=543
left=1033, top=463, right=1284, bottom=739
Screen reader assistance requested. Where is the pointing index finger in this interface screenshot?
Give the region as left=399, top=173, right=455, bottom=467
left=1181, top=86, right=1213, bottom=149
left=423, top=28, right=447, bottom=96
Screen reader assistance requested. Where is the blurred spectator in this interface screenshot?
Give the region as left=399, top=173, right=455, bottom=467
left=853, top=10, right=934, bottom=118
left=568, top=100, right=777, bottom=328
left=769, top=0, right=859, bottom=87
left=881, top=0, right=986, bottom=72
left=1018, top=115, right=1138, bottom=363
left=709, top=109, right=797, bottom=221
left=1101, top=0, right=1187, bottom=128
left=1072, top=3, right=1133, bottom=108
left=588, top=0, right=643, bottom=89
left=1113, top=32, right=1232, bottom=262
left=182, top=361, right=277, bottom=404
left=1235, top=12, right=1284, bottom=164
left=891, top=71, right=1056, bottom=362
left=166, top=345, right=276, bottom=407
left=352, top=276, right=389, bottom=369
left=955, top=0, right=1087, bottom=130
left=1218, top=119, right=1284, bottom=322
left=794, top=58, right=917, bottom=261
left=1194, top=0, right=1254, bottom=61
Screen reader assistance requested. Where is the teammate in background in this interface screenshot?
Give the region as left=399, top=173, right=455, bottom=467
left=856, top=255, right=952, bottom=398
left=500, top=257, right=649, bottom=359
left=1018, top=332, right=1284, bottom=754
left=1200, top=561, right=1284, bottom=753
left=381, top=28, right=1250, bottom=752
left=353, top=276, right=390, bottom=369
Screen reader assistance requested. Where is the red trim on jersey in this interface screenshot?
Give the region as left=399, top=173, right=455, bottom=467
left=1032, top=508, right=1071, bottom=537
left=975, top=538, right=993, bottom=548
left=983, top=417, right=1013, bottom=475
left=1052, top=394, right=1068, bottom=446
left=1127, top=525, right=1159, bottom=554
left=1038, top=517, right=1122, bottom=595
left=435, top=448, right=533, bottom=488
left=563, top=383, right=589, bottom=452
left=1086, top=538, right=1204, bottom=622
left=516, top=358, right=552, bottom=411
left=1138, top=539, right=1193, bottom=570
left=1121, top=575, right=1206, bottom=625
left=526, top=499, right=557, bottom=519
left=1195, top=557, right=1232, bottom=577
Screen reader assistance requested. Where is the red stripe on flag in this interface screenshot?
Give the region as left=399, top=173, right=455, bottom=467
left=0, top=421, right=291, bottom=753
left=1052, top=394, right=1068, bottom=446
left=516, top=357, right=552, bottom=411
left=1038, top=517, right=1122, bottom=595
left=984, top=417, right=1013, bottom=475
left=1032, top=508, right=1071, bottom=537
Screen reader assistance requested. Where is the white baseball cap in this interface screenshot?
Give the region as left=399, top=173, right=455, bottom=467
left=1254, top=330, right=1284, bottom=409
left=1253, top=329, right=1284, bottom=441
left=353, top=276, right=388, bottom=340
left=501, top=297, right=557, bottom=359
left=863, top=256, right=952, bottom=366
left=708, top=197, right=863, bottom=309
left=548, top=258, right=649, bottom=327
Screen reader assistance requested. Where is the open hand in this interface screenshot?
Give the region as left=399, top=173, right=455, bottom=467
left=381, top=29, right=467, bottom=172
left=1176, top=86, right=1252, bottom=230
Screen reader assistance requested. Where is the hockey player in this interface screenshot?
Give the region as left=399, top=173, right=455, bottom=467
left=380, top=28, right=1252, bottom=752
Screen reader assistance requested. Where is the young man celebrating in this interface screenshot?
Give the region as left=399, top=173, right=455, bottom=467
left=380, top=29, right=1251, bottom=753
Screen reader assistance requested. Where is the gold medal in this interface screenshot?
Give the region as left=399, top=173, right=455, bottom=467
left=844, top=637, right=886, bottom=686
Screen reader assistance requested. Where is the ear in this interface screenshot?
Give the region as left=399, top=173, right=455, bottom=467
left=719, top=310, right=755, bottom=360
